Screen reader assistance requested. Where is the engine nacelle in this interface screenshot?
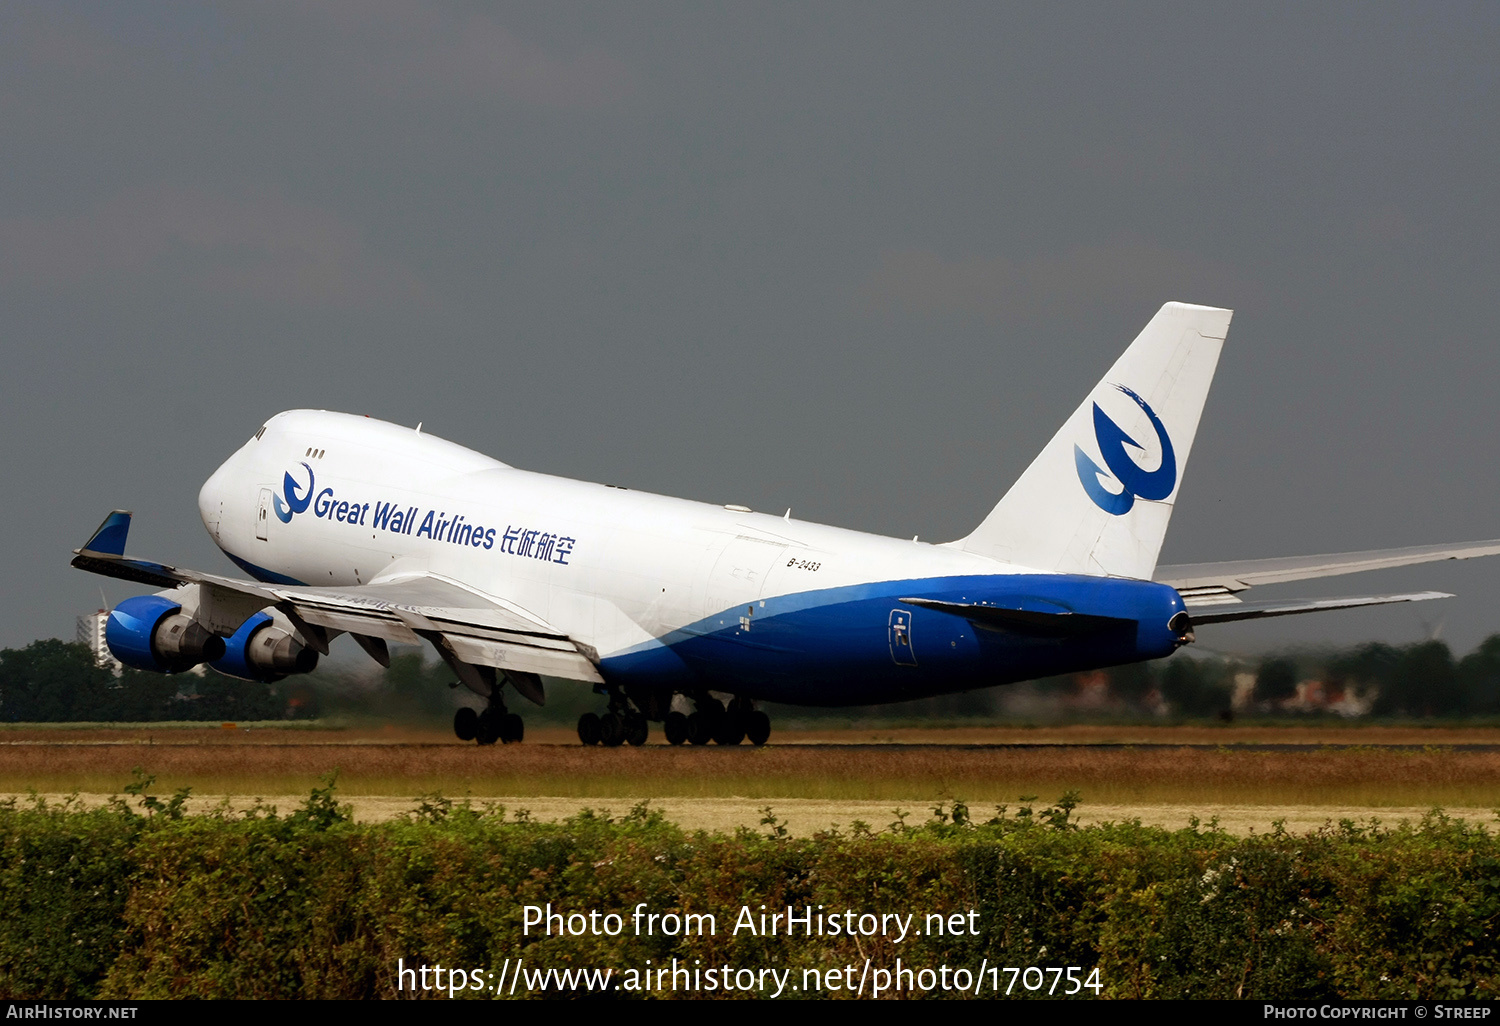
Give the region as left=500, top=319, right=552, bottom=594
left=210, top=611, right=319, bottom=682
left=106, top=595, right=226, bottom=673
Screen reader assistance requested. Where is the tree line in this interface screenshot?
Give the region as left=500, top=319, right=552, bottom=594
left=1110, top=636, right=1500, bottom=719
left=0, top=640, right=322, bottom=723
left=5, top=634, right=1500, bottom=723
left=772, top=635, right=1500, bottom=721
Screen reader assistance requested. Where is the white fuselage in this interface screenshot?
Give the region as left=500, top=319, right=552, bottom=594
left=199, top=410, right=1031, bottom=667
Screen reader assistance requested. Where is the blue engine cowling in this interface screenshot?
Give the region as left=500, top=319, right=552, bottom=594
left=210, top=611, right=319, bottom=683
left=106, top=595, right=226, bottom=673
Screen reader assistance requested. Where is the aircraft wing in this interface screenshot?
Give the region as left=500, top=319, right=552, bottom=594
left=70, top=510, right=604, bottom=688
left=1154, top=539, right=1500, bottom=607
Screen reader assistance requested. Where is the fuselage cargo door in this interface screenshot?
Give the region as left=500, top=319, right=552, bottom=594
left=889, top=608, right=917, bottom=666
left=704, top=535, right=787, bottom=628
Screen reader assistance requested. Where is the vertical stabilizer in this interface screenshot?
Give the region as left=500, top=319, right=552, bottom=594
left=959, top=302, right=1232, bottom=579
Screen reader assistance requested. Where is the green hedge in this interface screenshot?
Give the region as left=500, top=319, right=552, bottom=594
left=2, top=785, right=1497, bottom=999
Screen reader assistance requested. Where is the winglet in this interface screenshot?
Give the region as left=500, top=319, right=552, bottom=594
left=79, top=510, right=133, bottom=557
left=70, top=510, right=183, bottom=589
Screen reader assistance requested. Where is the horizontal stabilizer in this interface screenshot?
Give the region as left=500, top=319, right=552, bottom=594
left=1186, top=591, right=1451, bottom=626
left=1156, top=539, right=1500, bottom=600
left=899, top=596, right=1135, bottom=636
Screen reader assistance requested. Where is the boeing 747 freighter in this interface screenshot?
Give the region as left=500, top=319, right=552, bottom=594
left=71, top=303, right=1500, bottom=745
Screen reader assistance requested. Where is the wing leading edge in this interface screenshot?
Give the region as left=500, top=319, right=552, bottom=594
left=71, top=510, right=604, bottom=688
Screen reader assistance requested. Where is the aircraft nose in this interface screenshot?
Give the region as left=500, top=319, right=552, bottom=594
left=198, top=459, right=232, bottom=542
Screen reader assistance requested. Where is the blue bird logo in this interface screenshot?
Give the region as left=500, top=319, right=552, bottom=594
left=1074, top=385, right=1176, bottom=516
left=271, top=463, right=315, bottom=523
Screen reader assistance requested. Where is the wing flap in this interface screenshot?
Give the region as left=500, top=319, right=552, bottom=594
left=444, top=635, right=605, bottom=684
left=285, top=604, right=422, bottom=645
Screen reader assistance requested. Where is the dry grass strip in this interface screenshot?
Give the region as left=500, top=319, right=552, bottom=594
left=3, top=732, right=1499, bottom=807
left=7, top=792, right=1494, bottom=839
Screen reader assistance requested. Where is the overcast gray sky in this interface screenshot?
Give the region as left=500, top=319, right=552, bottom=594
left=4, top=2, right=1498, bottom=658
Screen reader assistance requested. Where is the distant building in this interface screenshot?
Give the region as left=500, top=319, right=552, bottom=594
left=76, top=609, right=122, bottom=674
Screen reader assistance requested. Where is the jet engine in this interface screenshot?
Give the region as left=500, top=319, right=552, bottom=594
left=210, top=610, right=319, bottom=682
left=105, top=594, right=226, bottom=673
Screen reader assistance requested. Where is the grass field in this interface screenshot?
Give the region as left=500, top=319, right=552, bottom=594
left=4, top=724, right=1500, bottom=829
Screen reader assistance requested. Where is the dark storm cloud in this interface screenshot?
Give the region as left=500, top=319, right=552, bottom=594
left=858, top=240, right=1264, bottom=326
left=0, top=186, right=430, bottom=305
left=3, top=2, right=1498, bottom=659
left=305, top=1, right=637, bottom=109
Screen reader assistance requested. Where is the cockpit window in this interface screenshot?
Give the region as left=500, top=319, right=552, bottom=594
left=254, top=425, right=266, bottom=441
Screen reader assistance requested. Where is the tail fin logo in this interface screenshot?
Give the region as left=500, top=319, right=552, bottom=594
left=271, top=463, right=315, bottom=524
left=1073, top=385, right=1177, bottom=516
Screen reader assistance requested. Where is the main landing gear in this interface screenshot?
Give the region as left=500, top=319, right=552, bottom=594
left=454, top=699, right=523, bottom=745
left=577, top=691, right=771, bottom=747
left=577, top=686, right=648, bottom=747
left=665, top=695, right=769, bottom=747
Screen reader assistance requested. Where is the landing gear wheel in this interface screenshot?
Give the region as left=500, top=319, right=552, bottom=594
left=454, top=706, right=478, bottom=742
left=715, top=712, right=746, bottom=746
left=686, top=711, right=714, bottom=745
left=577, top=712, right=601, bottom=746
left=664, top=711, right=688, bottom=746
left=501, top=713, right=524, bottom=744
left=626, top=714, right=649, bottom=747
left=600, top=712, right=626, bottom=747
left=746, top=710, right=771, bottom=746
left=476, top=707, right=500, bottom=746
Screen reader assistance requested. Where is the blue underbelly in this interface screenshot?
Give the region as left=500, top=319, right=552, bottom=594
left=600, top=573, right=1184, bottom=705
